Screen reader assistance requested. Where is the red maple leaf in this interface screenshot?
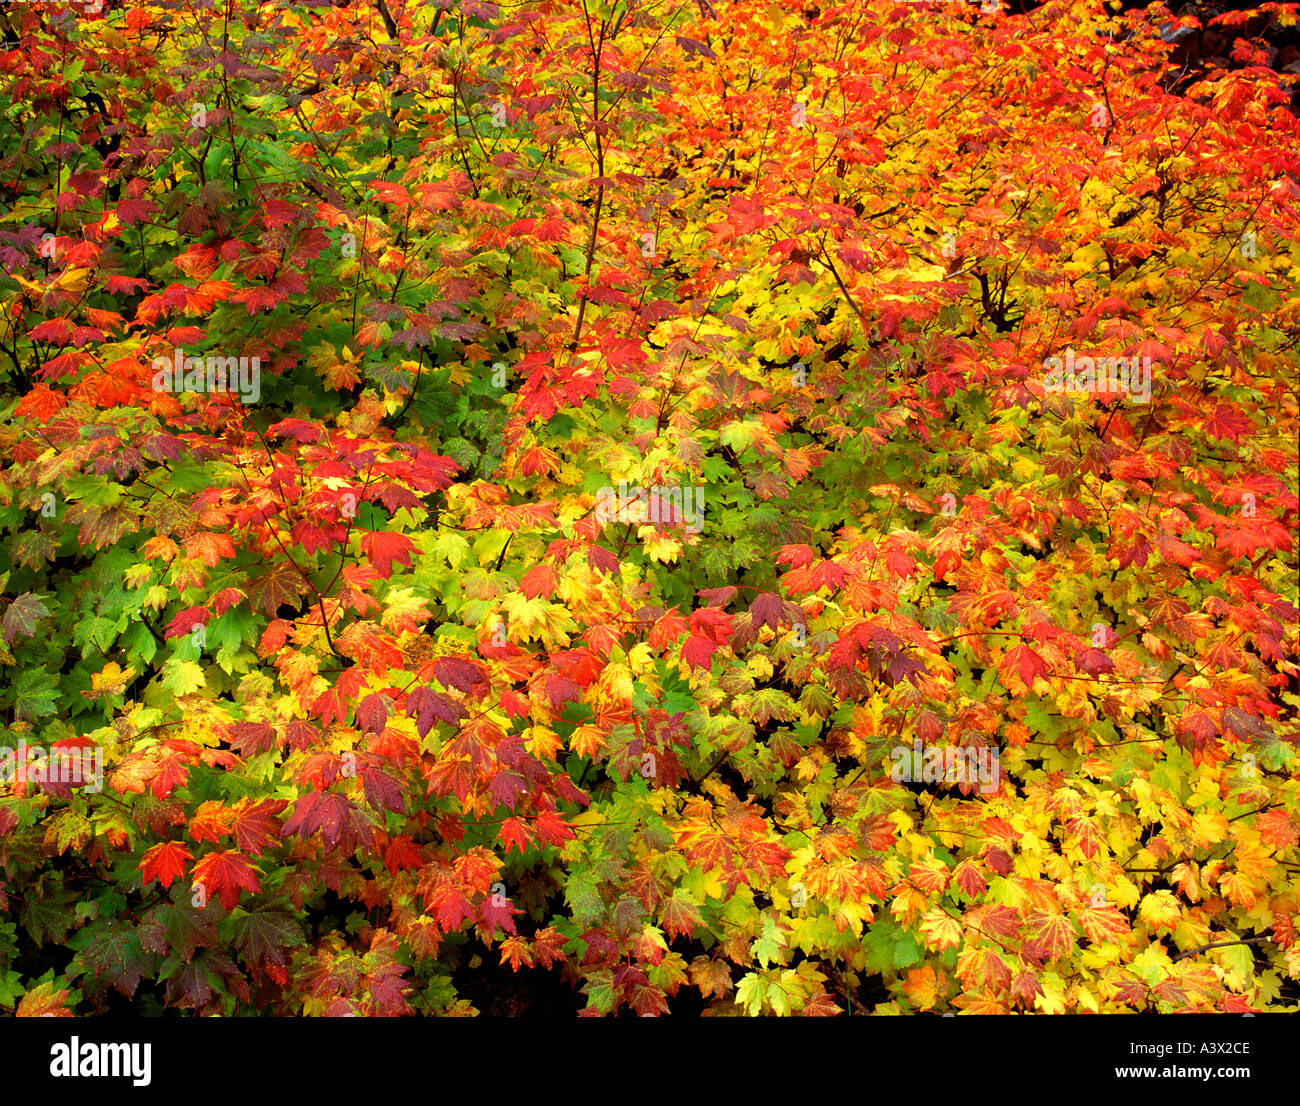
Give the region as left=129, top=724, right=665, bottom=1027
left=229, top=798, right=286, bottom=857
left=431, top=655, right=486, bottom=693
left=427, top=885, right=475, bottom=933
left=359, top=531, right=418, bottom=578
left=1001, top=644, right=1049, bottom=690
left=187, top=801, right=233, bottom=845
left=230, top=284, right=289, bottom=314
left=356, top=692, right=391, bottom=736
left=534, top=807, right=575, bottom=847
left=776, top=544, right=815, bottom=569
left=1202, top=403, right=1255, bottom=443
left=382, top=833, right=424, bottom=875
left=165, top=606, right=211, bottom=639
left=191, top=849, right=262, bottom=910
left=520, top=563, right=560, bottom=598
left=748, top=592, right=784, bottom=631
left=498, top=817, right=534, bottom=856
left=14, top=385, right=67, bottom=420
left=681, top=634, right=717, bottom=670
left=138, top=841, right=193, bottom=889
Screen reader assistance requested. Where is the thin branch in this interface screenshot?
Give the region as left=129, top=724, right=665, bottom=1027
left=1172, top=937, right=1269, bottom=962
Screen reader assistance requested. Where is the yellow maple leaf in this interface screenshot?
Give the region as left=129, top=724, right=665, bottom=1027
left=569, top=724, right=608, bottom=758
left=1219, top=869, right=1262, bottom=909
left=902, top=966, right=944, bottom=1010
left=525, top=725, right=562, bottom=762
left=1034, top=973, right=1069, bottom=1014
left=596, top=662, right=634, bottom=706
left=1138, top=890, right=1182, bottom=931
left=890, top=884, right=928, bottom=926
left=643, top=531, right=683, bottom=563
left=918, top=908, right=963, bottom=952
left=52, top=267, right=91, bottom=294
left=82, top=662, right=136, bottom=700
left=831, top=898, right=872, bottom=937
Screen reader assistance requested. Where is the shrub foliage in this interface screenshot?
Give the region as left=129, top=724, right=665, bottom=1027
left=0, top=0, right=1297, bottom=1015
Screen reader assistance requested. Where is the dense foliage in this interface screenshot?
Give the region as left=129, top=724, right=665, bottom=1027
left=0, top=0, right=1297, bottom=1016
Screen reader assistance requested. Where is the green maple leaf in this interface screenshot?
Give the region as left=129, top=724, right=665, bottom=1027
left=11, top=666, right=60, bottom=720
left=581, top=967, right=617, bottom=1013
left=892, top=933, right=922, bottom=969
left=209, top=608, right=256, bottom=674
left=0, top=970, right=24, bottom=1007
left=224, top=902, right=304, bottom=964
left=1024, top=699, right=1057, bottom=736
left=863, top=923, right=897, bottom=974
left=21, top=886, right=77, bottom=944
left=751, top=914, right=788, bottom=968
left=736, top=972, right=767, bottom=1015
left=565, top=869, right=604, bottom=926
left=158, top=658, right=206, bottom=698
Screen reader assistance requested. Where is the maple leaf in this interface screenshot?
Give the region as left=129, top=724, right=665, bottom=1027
left=356, top=692, right=390, bottom=736
left=1078, top=905, right=1131, bottom=946
left=1000, top=644, right=1050, bottom=692
left=227, top=722, right=280, bottom=756
left=228, top=904, right=303, bottom=969
left=660, top=890, right=703, bottom=941
left=363, top=767, right=406, bottom=813
left=489, top=770, right=529, bottom=810
left=383, top=834, right=424, bottom=876
left=903, top=965, right=945, bottom=1010
left=187, top=801, right=233, bottom=845
left=231, top=285, right=288, bottom=314
left=1257, top=810, right=1299, bottom=851
left=681, top=635, right=717, bottom=670
left=1011, top=971, right=1045, bottom=1007
left=432, top=656, right=486, bottom=694
left=191, top=849, right=262, bottom=910
left=2, top=593, right=51, bottom=645
left=533, top=807, right=575, bottom=847
left=953, top=862, right=987, bottom=898
left=978, top=905, right=1023, bottom=940
left=497, top=816, right=534, bottom=856
left=138, top=841, right=194, bottom=890
left=281, top=791, right=373, bottom=851
left=16, top=981, right=72, bottom=1017
left=1022, top=912, right=1077, bottom=962
left=165, top=605, right=211, bottom=640
left=426, top=886, right=475, bottom=933
left=186, top=531, right=237, bottom=567
left=1202, top=403, right=1255, bottom=443
left=747, top=592, right=784, bottom=632
left=371, top=181, right=410, bottom=207
left=1075, top=648, right=1115, bottom=675
left=246, top=562, right=308, bottom=616
left=405, top=685, right=466, bottom=737
left=520, top=563, right=560, bottom=599
left=500, top=935, right=533, bottom=971
left=14, top=386, right=66, bottom=420
left=776, top=544, right=816, bottom=569
left=359, top=531, right=418, bottom=579
left=918, top=908, right=963, bottom=952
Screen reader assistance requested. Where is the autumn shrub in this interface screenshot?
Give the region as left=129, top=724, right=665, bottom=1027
left=0, top=0, right=1297, bottom=1016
